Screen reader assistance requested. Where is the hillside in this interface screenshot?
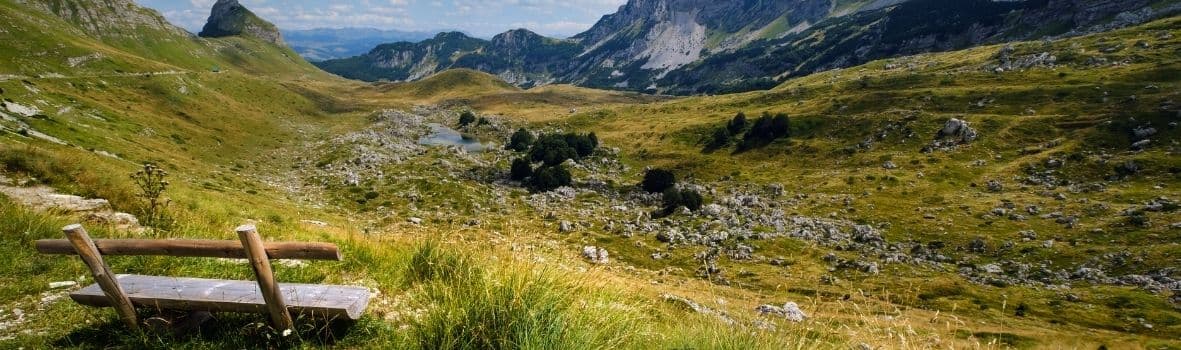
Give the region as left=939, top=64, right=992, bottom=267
left=0, top=0, right=1179, bottom=349
left=317, top=0, right=1181, bottom=95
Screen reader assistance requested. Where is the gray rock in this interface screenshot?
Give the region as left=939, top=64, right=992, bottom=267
left=755, top=302, right=808, bottom=322
left=559, top=220, right=574, bottom=232
left=1133, top=126, right=1157, bottom=139
left=986, top=180, right=1004, bottom=192
left=408, top=217, right=423, bottom=225
left=882, top=161, right=898, bottom=170
left=582, top=246, right=609, bottom=264
left=663, top=294, right=734, bottom=325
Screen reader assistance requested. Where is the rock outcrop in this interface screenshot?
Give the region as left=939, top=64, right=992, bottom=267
left=198, top=0, right=284, bottom=46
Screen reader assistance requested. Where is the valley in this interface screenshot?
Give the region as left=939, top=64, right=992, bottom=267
left=0, top=0, right=1179, bottom=349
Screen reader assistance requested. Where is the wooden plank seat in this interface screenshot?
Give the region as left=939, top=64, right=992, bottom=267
left=72, top=275, right=371, bottom=320
left=35, top=223, right=369, bottom=332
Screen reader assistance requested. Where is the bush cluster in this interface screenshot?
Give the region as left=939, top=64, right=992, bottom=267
left=704, top=111, right=791, bottom=152
left=662, top=188, right=704, bottom=212
left=507, top=130, right=597, bottom=192
left=457, top=110, right=477, bottom=127
left=641, top=168, right=705, bottom=215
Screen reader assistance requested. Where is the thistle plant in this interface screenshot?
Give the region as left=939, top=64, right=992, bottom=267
left=130, top=163, right=171, bottom=230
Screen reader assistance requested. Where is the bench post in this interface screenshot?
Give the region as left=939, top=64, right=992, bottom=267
left=63, top=224, right=140, bottom=331
left=236, top=224, right=294, bottom=331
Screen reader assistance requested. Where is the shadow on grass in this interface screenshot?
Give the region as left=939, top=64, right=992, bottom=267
left=52, top=312, right=367, bottom=349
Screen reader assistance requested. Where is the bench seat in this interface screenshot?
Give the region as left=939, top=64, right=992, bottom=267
left=71, top=274, right=370, bottom=320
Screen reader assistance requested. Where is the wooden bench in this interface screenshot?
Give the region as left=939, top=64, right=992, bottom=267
left=35, top=223, right=370, bottom=332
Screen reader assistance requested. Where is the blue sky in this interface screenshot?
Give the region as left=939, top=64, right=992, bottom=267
left=133, top=0, right=628, bottom=38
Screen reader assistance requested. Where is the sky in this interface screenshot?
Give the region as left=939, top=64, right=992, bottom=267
left=133, top=0, right=628, bottom=38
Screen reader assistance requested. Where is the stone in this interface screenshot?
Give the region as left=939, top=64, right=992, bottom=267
left=662, top=294, right=735, bottom=325
left=882, top=161, right=898, bottom=170
left=980, top=263, right=1003, bottom=274
left=559, top=220, right=574, bottom=232
left=582, top=246, right=609, bottom=264
left=408, top=217, right=423, bottom=225
left=1133, top=126, right=1157, bottom=139
left=1019, top=230, right=1038, bottom=241
left=48, top=281, right=77, bottom=289
left=986, top=180, right=1004, bottom=192
left=755, top=302, right=808, bottom=322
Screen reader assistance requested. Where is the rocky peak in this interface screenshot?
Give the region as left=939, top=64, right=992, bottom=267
left=490, top=29, right=549, bottom=56
left=198, top=0, right=284, bottom=46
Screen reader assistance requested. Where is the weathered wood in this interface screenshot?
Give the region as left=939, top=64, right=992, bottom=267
left=71, top=275, right=370, bottom=320
left=36, top=239, right=340, bottom=260
left=238, top=225, right=295, bottom=331
left=63, top=224, right=139, bottom=331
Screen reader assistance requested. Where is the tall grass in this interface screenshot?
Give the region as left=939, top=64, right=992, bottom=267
left=401, top=241, right=645, bottom=350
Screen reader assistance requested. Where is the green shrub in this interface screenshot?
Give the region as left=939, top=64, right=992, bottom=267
left=506, top=128, right=535, bottom=152
left=641, top=168, right=676, bottom=193
left=509, top=158, right=533, bottom=181
left=738, top=112, right=791, bottom=151
left=458, top=110, right=476, bottom=127
left=529, top=165, right=572, bottom=192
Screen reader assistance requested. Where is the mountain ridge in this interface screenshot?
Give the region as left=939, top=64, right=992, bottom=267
left=317, top=0, right=1181, bottom=95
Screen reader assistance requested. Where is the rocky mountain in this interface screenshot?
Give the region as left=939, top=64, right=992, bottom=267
left=315, top=30, right=580, bottom=87
left=198, top=0, right=284, bottom=46
left=318, top=0, right=1181, bottom=94
left=283, top=28, right=436, bottom=61
left=13, top=0, right=189, bottom=38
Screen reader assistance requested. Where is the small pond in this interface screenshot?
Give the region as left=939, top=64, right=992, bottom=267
left=418, top=123, right=488, bottom=153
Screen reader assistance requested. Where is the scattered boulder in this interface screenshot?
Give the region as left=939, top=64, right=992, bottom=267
left=663, top=294, right=735, bottom=325
left=582, top=246, right=609, bottom=264
left=986, top=180, right=1004, bottom=192
left=882, top=161, right=898, bottom=170
left=924, top=118, right=978, bottom=152
left=1133, top=125, right=1157, bottom=139
left=559, top=220, right=574, bottom=232
left=756, top=302, right=808, bottom=322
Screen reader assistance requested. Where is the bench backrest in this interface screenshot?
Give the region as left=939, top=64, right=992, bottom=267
left=35, top=223, right=337, bottom=332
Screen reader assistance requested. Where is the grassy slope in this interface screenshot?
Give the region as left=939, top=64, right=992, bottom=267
left=0, top=0, right=1179, bottom=347
left=548, top=16, right=1181, bottom=348
left=0, top=1, right=850, bottom=349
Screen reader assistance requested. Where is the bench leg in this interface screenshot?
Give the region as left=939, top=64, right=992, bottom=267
left=64, top=224, right=139, bottom=331
left=237, top=224, right=295, bottom=332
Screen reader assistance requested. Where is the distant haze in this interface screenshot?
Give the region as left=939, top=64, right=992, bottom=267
left=132, top=0, right=628, bottom=38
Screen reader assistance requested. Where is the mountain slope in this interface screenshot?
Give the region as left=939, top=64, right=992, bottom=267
left=318, top=0, right=1181, bottom=94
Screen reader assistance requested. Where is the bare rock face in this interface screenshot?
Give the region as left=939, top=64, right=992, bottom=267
left=198, top=0, right=284, bottom=46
